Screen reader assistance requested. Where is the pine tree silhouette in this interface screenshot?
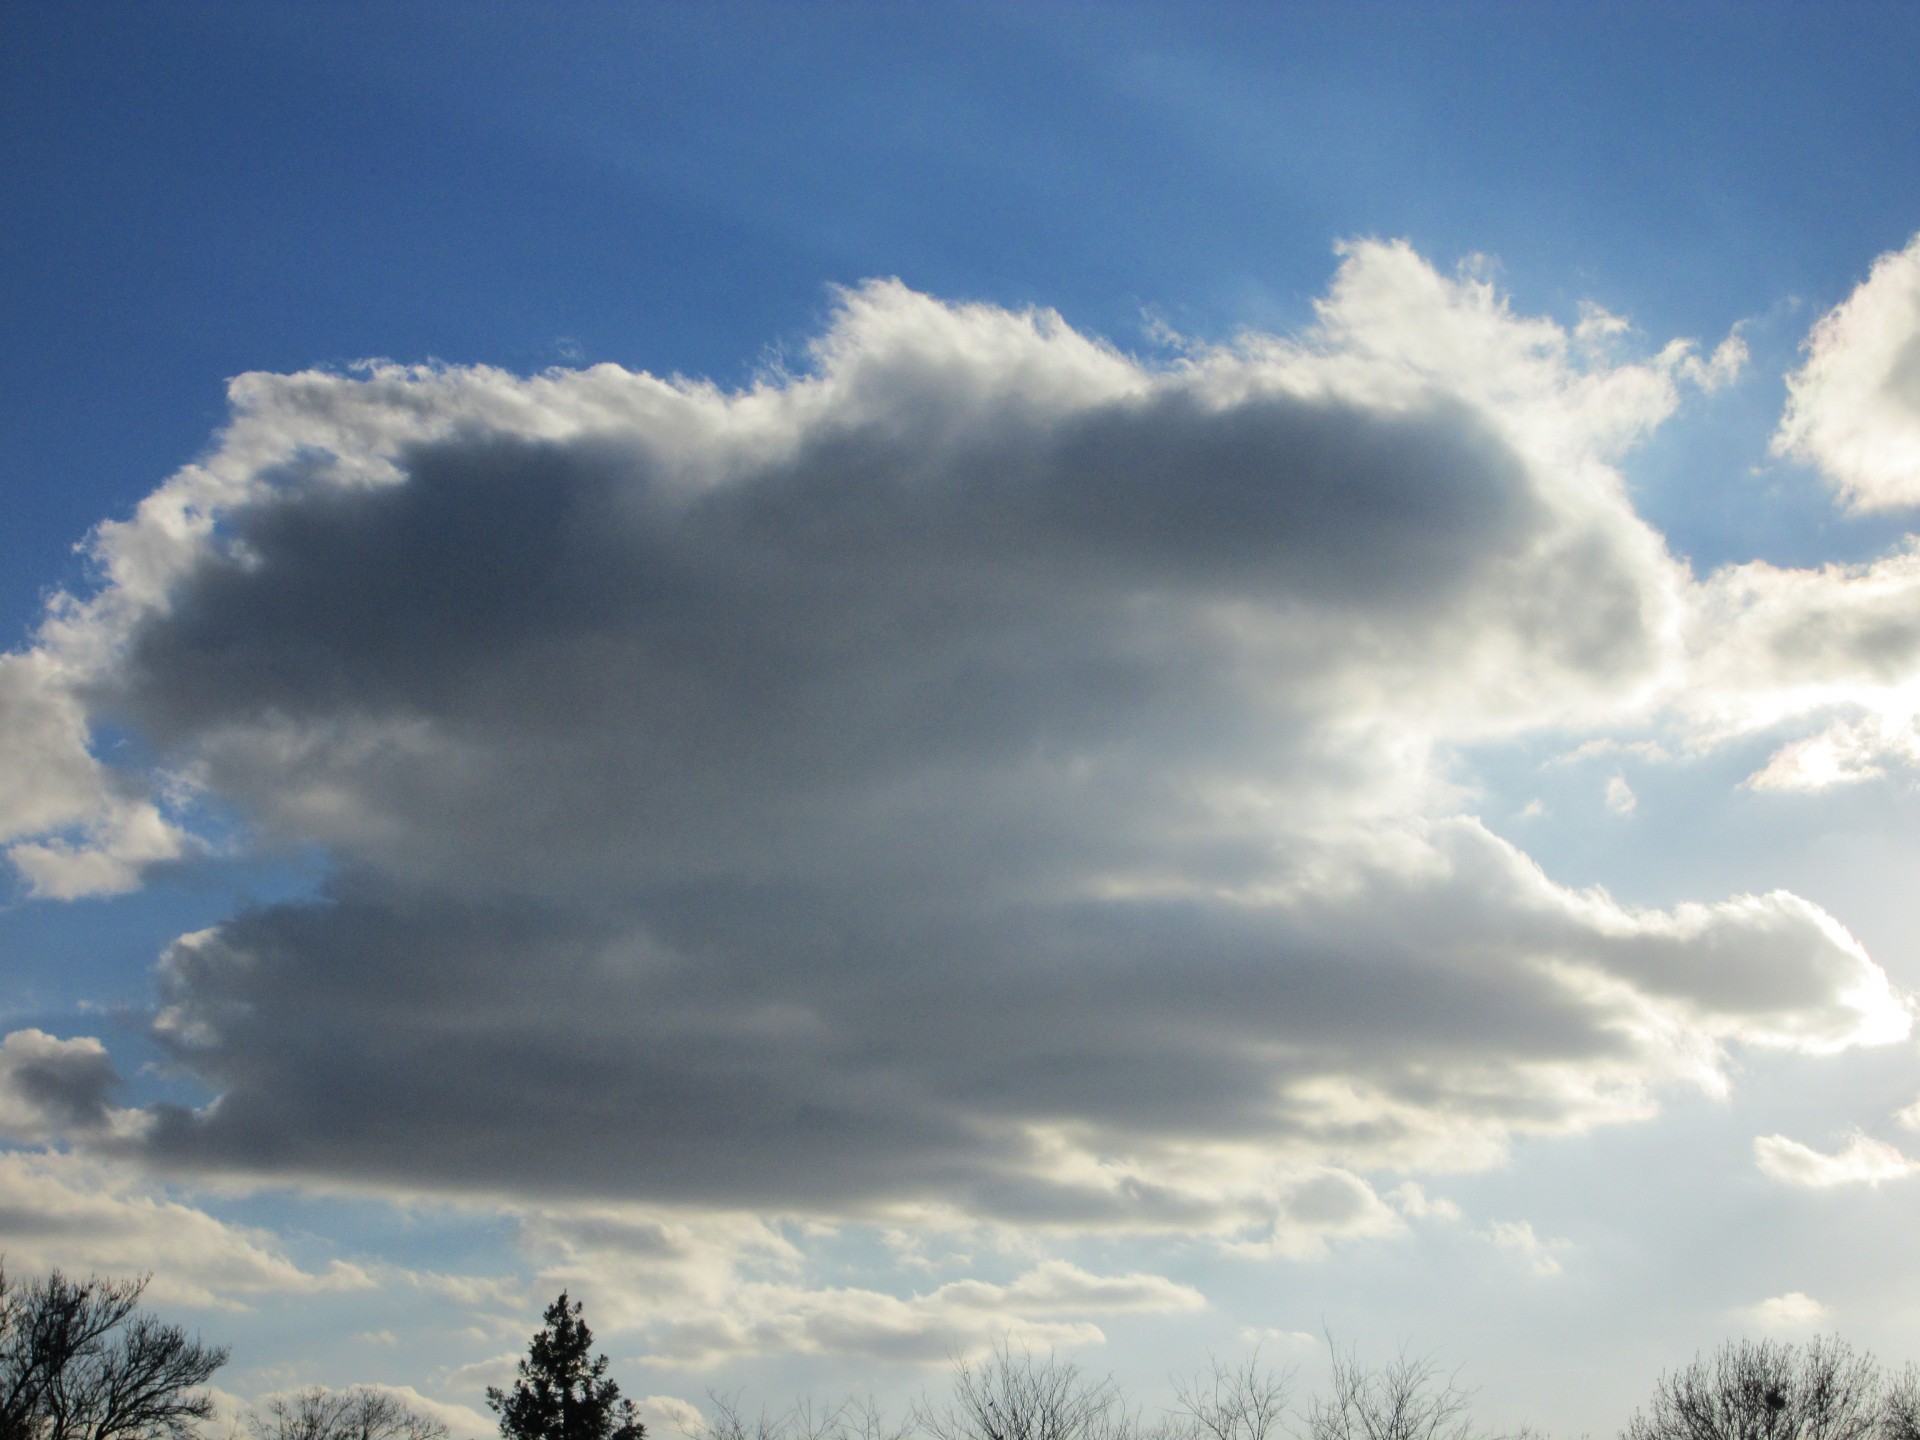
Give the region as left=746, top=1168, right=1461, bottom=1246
left=487, top=1293, right=644, bottom=1440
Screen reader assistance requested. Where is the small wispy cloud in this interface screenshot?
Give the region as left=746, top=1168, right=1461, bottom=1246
left=1605, top=775, right=1637, bottom=815
left=1738, top=1292, right=1832, bottom=1332
left=1753, top=1132, right=1920, bottom=1187
left=1482, top=1219, right=1571, bottom=1277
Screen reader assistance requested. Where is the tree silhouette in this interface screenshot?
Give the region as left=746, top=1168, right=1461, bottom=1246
left=1622, top=1337, right=1882, bottom=1440
left=0, top=1264, right=227, bottom=1440
left=916, top=1343, right=1138, bottom=1440
left=250, top=1388, right=447, bottom=1440
left=487, top=1294, right=643, bottom=1440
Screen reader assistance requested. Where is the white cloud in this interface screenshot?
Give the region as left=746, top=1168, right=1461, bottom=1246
left=0, top=651, right=186, bottom=898
left=1682, top=544, right=1920, bottom=788
left=1752, top=1132, right=1920, bottom=1188
left=1738, top=1292, right=1833, bottom=1332
left=634, top=1280, right=1104, bottom=1369
left=1605, top=775, right=1637, bottom=815
left=440, top=1354, right=519, bottom=1399
left=1237, top=1327, right=1318, bottom=1350
left=1775, top=232, right=1920, bottom=509
left=1482, top=1219, right=1570, bottom=1277
left=1387, top=1182, right=1461, bottom=1224
left=505, top=1204, right=1202, bottom=1368
left=0, top=1148, right=373, bottom=1308
left=634, top=1396, right=707, bottom=1439
left=1230, top=1169, right=1406, bottom=1259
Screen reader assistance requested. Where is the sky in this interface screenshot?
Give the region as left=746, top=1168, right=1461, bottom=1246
left=7, top=3, right=1920, bottom=1435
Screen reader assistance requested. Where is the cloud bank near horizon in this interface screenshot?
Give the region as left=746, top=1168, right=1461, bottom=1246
left=2, top=239, right=1919, bottom=1273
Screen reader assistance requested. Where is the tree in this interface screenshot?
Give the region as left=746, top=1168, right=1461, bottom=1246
left=249, top=1389, right=447, bottom=1440
left=1882, top=1365, right=1920, bottom=1440
left=916, top=1343, right=1140, bottom=1440
left=1304, top=1345, right=1476, bottom=1440
left=1621, top=1337, right=1883, bottom=1440
left=0, top=1264, right=228, bottom=1440
left=1170, top=1350, right=1291, bottom=1440
left=487, top=1294, right=643, bottom=1440
left=687, top=1394, right=914, bottom=1440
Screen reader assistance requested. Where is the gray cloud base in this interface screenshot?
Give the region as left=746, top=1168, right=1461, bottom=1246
left=138, top=827, right=1881, bottom=1221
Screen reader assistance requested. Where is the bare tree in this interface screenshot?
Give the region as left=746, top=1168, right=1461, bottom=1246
left=0, top=1265, right=228, bottom=1440
left=1621, top=1337, right=1883, bottom=1440
left=1304, top=1345, right=1475, bottom=1440
left=249, top=1389, right=448, bottom=1440
left=918, top=1344, right=1141, bottom=1440
left=1169, top=1351, right=1291, bottom=1440
left=685, top=1396, right=788, bottom=1440
left=1880, top=1366, right=1920, bottom=1440
left=684, top=1396, right=913, bottom=1440
left=832, top=1398, right=914, bottom=1440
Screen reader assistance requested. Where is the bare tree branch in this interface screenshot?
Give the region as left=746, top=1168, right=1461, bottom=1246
left=1169, top=1350, right=1292, bottom=1440
left=1305, top=1343, right=1476, bottom=1440
left=917, top=1344, right=1142, bottom=1440
left=250, top=1388, right=449, bottom=1440
left=1622, top=1337, right=1882, bottom=1440
left=0, top=1264, right=227, bottom=1440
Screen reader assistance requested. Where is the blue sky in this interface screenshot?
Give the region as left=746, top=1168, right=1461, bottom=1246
left=9, top=4, right=1920, bottom=1436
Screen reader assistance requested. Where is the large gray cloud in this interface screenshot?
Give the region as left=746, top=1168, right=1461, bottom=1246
left=0, top=1029, right=119, bottom=1140
left=101, top=388, right=1601, bottom=906
left=136, top=821, right=1892, bottom=1224
left=8, top=248, right=1905, bottom=1235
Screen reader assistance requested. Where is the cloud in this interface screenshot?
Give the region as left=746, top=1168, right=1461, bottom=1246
left=1605, top=775, right=1637, bottom=815
left=1232, top=1169, right=1405, bottom=1259
left=1654, top=234, right=1920, bottom=785
left=108, top=818, right=1904, bottom=1228
left=1752, top=1132, right=1920, bottom=1188
left=1237, top=1327, right=1318, bottom=1350
left=1386, top=1182, right=1461, bottom=1223
left=355, top=1388, right=494, bottom=1440
left=1481, top=1219, right=1570, bottom=1277
left=634, top=1261, right=1198, bottom=1369
left=0, top=1148, right=373, bottom=1308
left=1775, top=233, right=1920, bottom=510
left=0, top=244, right=1904, bottom=1247
left=496, top=1205, right=1200, bottom=1368
left=1738, top=1292, right=1832, bottom=1332
left=0, top=1030, right=121, bottom=1141
left=0, top=652, right=185, bottom=898
left=633, top=1397, right=706, bottom=1439
left=1683, top=544, right=1920, bottom=787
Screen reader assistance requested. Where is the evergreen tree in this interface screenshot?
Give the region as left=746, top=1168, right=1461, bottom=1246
left=487, top=1294, right=644, bottom=1440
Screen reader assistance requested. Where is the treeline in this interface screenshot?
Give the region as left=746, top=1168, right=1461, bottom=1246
left=695, top=1337, right=1920, bottom=1440
left=0, top=1265, right=449, bottom=1440
left=10, top=1264, right=1920, bottom=1440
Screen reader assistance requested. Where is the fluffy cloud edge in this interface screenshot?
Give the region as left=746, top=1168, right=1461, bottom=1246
left=1752, top=1132, right=1920, bottom=1188
left=1775, top=232, right=1920, bottom=510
